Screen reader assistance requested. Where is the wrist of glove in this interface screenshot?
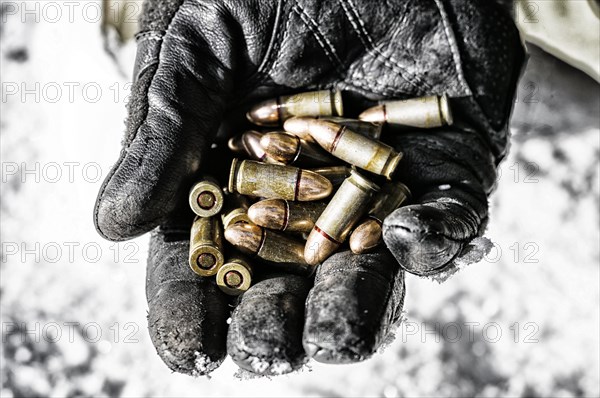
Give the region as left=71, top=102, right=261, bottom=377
left=94, top=0, right=524, bottom=376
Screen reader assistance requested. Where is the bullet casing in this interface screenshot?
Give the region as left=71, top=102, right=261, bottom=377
left=189, top=177, right=225, bottom=218
left=284, top=116, right=383, bottom=142
left=288, top=119, right=402, bottom=179
left=216, top=256, right=253, bottom=296
left=318, top=117, right=383, bottom=140
left=258, top=228, right=313, bottom=275
left=313, top=171, right=380, bottom=243
left=248, top=199, right=327, bottom=233
left=361, top=94, right=453, bottom=128
left=260, top=132, right=337, bottom=166
left=305, top=171, right=379, bottom=265
left=225, top=223, right=313, bottom=276
left=228, top=158, right=332, bottom=201
left=189, top=216, right=224, bottom=276
left=247, top=89, right=343, bottom=126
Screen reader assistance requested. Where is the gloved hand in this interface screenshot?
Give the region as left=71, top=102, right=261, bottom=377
left=94, top=0, right=524, bottom=376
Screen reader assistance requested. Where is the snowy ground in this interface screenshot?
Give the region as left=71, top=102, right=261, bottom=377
left=1, top=2, right=599, bottom=397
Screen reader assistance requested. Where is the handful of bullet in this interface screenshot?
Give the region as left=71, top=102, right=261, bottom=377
left=188, top=89, right=453, bottom=295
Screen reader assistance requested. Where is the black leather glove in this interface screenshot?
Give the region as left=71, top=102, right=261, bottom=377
left=94, top=0, right=524, bottom=376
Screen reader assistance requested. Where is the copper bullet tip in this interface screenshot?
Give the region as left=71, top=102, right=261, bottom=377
left=228, top=134, right=246, bottom=154
left=259, top=132, right=300, bottom=163
left=358, top=105, right=386, bottom=123
left=224, top=223, right=264, bottom=255
left=349, top=218, right=383, bottom=254
left=297, top=169, right=333, bottom=201
left=304, top=227, right=341, bottom=266
left=246, top=99, right=280, bottom=126
left=283, top=116, right=313, bottom=137
left=248, top=199, right=287, bottom=231
left=241, top=130, right=267, bottom=161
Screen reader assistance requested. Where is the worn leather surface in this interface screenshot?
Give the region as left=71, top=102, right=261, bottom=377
left=94, top=0, right=524, bottom=376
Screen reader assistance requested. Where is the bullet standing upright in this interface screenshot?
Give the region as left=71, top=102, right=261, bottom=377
left=216, top=256, right=253, bottom=296
left=189, top=177, right=225, bottom=218
left=189, top=216, right=224, bottom=277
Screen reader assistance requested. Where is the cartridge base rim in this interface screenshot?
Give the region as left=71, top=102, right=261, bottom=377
left=217, top=262, right=252, bottom=295
left=189, top=244, right=224, bottom=277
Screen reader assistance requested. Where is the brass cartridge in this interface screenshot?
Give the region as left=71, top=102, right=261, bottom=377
left=284, top=118, right=402, bottom=179
left=246, top=89, right=343, bottom=126
left=216, top=256, right=253, bottom=296
left=228, top=158, right=332, bottom=201
left=189, top=177, right=225, bottom=218
left=189, top=216, right=224, bottom=277
left=359, top=94, right=453, bottom=128
left=248, top=199, right=327, bottom=233
left=224, top=223, right=314, bottom=276
left=304, top=170, right=380, bottom=265
left=221, top=192, right=252, bottom=229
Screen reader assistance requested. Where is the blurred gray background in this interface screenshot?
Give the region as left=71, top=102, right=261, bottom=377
left=1, top=1, right=598, bottom=397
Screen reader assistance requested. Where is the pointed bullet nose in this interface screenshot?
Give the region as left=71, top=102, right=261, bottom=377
left=246, top=99, right=280, bottom=126
left=349, top=218, right=382, bottom=254
left=224, top=223, right=264, bottom=254
left=247, top=199, right=287, bottom=230
left=358, top=105, right=386, bottom=123
left=304, top=228, right=340, bottom=266
left=228, top=134, right=245, bottom=154
left=297, top=170, right=332, bottom=201
left=241, top=130, right=267, bottom=161
left=259, top=132, right=300, bottom=163
left=283, top=116, right=312, bottom=137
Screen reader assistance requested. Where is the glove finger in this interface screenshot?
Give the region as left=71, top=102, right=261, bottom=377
left=303, top=249, right=405, bottom=363
left=95, top=0, right=234, bottom=241
left=146, top=211, right=230, bottom=376
left=383, top=129, right=493, bottom=276
left=382, top=187, right=486, bottom=276
left=227, top=273, right=312, bottom=376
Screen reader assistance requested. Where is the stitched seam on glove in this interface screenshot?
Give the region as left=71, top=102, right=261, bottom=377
left=339, top=0, right=425, bottom=93
left=253, top=0, right=285, bottom=85
left=291, top=1, right=345, bottom=74
left=266, top=3, right=295, bottom=83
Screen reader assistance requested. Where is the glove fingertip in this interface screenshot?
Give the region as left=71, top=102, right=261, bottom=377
left=382, top=206, right=464, bottom=275
left=148, top=280, right=228, bottom=376
left=227, top=275, right=311, bottom=376
left=303, top=250, right=402, bottom=364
